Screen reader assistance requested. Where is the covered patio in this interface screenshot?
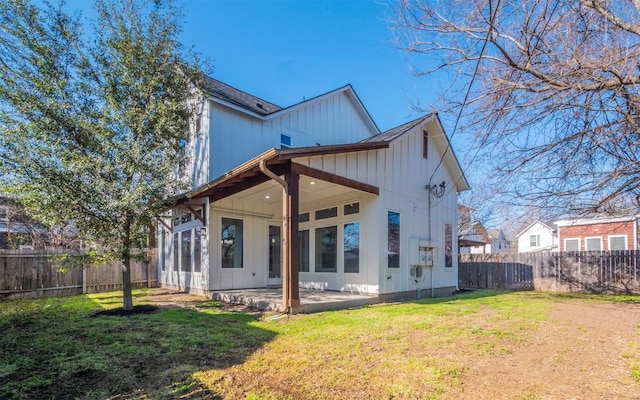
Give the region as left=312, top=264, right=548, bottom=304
left=168, top=143, right=388, bottom=314
left=210, top=288, right=380, bottom=313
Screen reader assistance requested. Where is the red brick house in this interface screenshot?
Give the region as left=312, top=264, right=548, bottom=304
left=555, top=214, right=640, bottom=251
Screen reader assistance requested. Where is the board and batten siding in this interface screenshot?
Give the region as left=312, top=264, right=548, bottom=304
left=185, top=100, right=210, bottom=189
left=293, top=119, right=461, bottom=294
left=207, top=192, right=380, bottom=293
left=517, top=222, right=556, bottom=253
left=207, top=92, right=376, bottom=180
left=297, top=193, right=378, bottom=294
left=207, top=198, right=276, bottom=290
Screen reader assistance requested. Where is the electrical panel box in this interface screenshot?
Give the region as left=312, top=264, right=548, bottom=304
left=419, top=246, right=433, bottom=266
left=410, top=239, right=436, bottom=267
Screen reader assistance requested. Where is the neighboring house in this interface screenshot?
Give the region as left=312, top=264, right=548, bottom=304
left=485, top=229, right=511, bottom=254
left=458, top=221, right=511, bottom=254
left=555, top=213, right=640, bottom=251
left=0, top=198, right=41, bottom=249
left=0, top=198, right=81, bottom=249
left=160, top=77, right=469, bottom=311
left=516, top=220, right=558, bottom=253
left=458, top=221, right=490, bottom=254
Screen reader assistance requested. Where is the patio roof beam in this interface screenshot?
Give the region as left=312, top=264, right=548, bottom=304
left=208, top=174, right=272, bottom=202
left=184, top=204, right=206, bottom=225
left=291, top=163, right=379, bottom=195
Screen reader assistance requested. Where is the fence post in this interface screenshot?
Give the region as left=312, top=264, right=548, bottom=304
left=82, top=266, right=86, bottom=294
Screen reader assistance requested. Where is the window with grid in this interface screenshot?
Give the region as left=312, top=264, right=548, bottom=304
left=529, top=234, right=540, bottom=247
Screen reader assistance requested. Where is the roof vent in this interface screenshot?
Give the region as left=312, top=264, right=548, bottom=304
left=256, top=103, right=264, bottom=109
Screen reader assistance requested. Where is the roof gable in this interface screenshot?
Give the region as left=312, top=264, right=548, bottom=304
left=202, top=76, right=379, bottom=135
left=516, top=220, right=555, bottom=238
left=362, top=113, right=469, bottom=192
left=266, top=84, right=379, bottom=135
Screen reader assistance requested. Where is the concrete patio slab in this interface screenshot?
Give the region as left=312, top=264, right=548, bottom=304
left=210, top=288, right=379, bottom=313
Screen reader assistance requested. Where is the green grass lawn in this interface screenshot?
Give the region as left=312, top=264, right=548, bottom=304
left=1, top=289, right=639, bottom=399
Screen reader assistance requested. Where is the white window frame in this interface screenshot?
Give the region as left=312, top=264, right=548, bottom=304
left=529, top=234, right=540, bottom=247
left=172, top=206, right=205, bottom=274
left=564, top=238, right=580, bottom=252
left=608, top=235, right=627, bottom=251
left=298, top=201, right=362, bottom=274
left=220, top=216, right=244, bottom=269
left=585, top=236, right=603, bottom=251
left=280, top=133, right=292, bottom=148
left=387, top=209, right=401, bottom=269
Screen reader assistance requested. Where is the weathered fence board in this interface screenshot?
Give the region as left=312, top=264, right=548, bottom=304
left=0, top=250, right=157, bottom=300
left=459, top=250, right=640, bottom=295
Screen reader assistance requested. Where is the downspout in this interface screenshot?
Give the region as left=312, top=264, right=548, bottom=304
left=259, top=160, right=290, bottom=313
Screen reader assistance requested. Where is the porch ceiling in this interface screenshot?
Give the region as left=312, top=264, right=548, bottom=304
left=166, top=143, right=386, bottom=208
left=233, top=173, right=362, bottom=206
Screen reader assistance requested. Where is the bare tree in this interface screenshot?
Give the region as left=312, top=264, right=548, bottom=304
left=392, top=0, right=640, bottom=215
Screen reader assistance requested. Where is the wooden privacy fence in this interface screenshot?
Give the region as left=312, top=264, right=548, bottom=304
left=0, top=249, right=158, bottom=300
left=459, top=250, right=640, bottom=294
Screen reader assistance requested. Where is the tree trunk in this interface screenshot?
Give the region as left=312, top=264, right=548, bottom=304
left=122, top=251, right=134, bottom=310
left=121, top=215, right=134, bottom=311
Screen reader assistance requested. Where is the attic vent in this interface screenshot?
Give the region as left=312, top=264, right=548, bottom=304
left=256, top=103, right=264, bottom=109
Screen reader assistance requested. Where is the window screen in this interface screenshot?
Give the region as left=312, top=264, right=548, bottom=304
left=609, top=236, right=627, bottom=251
left=565, top=239, right=579, bottom=252
left=585, top=237, right=602, bottom=251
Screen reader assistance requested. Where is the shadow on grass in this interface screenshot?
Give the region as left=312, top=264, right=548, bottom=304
left=0, top=294, right=277, bottom=400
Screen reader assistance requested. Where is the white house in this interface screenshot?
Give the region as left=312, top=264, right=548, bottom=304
left=516, top=220, right=558, bottom=253
left=159, top=77, right=469, bottom=312
left=485, top=229, right=511, bottom=253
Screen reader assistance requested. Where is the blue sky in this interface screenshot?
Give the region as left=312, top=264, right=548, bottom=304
left=64, top=0, right=446, bottom=133
left=178, top=0, right=437, bottom=133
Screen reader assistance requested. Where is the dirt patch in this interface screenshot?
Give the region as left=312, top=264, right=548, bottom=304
left=136, top=289, right=264, bottom=317
left=91, top=304, right=158, bottom=317
left=450, top=300, right=640, bottom=399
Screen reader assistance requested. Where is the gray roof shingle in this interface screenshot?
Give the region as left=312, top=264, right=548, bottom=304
left=360, top=113, right=434, bottom=143
left=202, top=76, right=281, bottom=116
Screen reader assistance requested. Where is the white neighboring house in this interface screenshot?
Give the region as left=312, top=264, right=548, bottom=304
left=484, top=229, right=511, bottom=253
left=516, top=220, right=558, bottom=253
left=159, top=77, right=469, bottom=311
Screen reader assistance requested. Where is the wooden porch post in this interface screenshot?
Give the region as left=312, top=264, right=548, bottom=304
left=286, top=168, right=300, bottom=311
